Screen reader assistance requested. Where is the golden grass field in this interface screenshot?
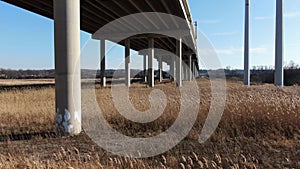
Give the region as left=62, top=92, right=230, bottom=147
left=0, top=78, right=299, bottom=168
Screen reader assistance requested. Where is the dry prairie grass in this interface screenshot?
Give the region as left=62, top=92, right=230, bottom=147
left=0, top=78, right=299, bottom=168
left=0, top=87, right=55, bottom=135
left=0, top=79, right=54, bottom=86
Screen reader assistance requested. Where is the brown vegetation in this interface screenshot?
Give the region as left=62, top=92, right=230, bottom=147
left=0, top=78, right=299, bottom=168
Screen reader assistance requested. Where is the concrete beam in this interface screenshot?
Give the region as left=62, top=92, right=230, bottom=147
left=93, top=30, right=191, bottom=41
left=54, top=0, right=81, bottom=135
left=148, top=38, right=155, bottom=87
left=244, top=0, right=250, bottom=86
left=100, top=40, right=106, bottom=87
left=176, top=38, right=182, bottom=87
left=275, top=0, right=284, bottom=87
left=125, top=39, right=131, bottom=87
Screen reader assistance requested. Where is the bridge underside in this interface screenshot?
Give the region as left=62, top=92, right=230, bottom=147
left=2, top=0, right=198, bottom=64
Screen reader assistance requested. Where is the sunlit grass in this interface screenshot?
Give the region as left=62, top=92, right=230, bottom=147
left=0, top=79, right=299, bottom=168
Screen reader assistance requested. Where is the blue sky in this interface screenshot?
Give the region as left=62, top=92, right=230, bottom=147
left=0, top=0, right=299, bottom=70
left=193, top=0, right=300, bottom=69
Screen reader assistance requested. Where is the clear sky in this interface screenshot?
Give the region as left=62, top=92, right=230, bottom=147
left=0, top=0, right=299, bottom=70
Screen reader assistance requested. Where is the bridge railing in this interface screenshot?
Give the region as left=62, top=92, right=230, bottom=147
left=181, top=0, right=198, bottom=53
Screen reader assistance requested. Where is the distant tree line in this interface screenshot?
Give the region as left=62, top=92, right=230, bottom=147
left=249, top=61, right=300, bottom=85
left=0, top=69, right=55, bottom=79
left=199, top=61, right=300, bottom=86
left=0, top=68, right=169, bottom=80
left=1, top=60, right=300, bottom=86
left=251, top=70, right=300, bottom=86
left=0, top=69, right=117, bottom=79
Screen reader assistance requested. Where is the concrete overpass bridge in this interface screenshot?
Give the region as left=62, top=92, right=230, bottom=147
left=1, top=0, right=199, bottom=135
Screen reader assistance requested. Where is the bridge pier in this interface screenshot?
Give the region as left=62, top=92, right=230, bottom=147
left=191, top=61, right=195, bottom=80
left=183, top=63, right=188, bottom=81
left=275, top=0, right=284, bottom=87
left=176, top=38, right=182, bottom=87
left=148, top=38, right=155, bottom=87
left=143, top=55, right=147, bottom=82
left=192, top=61, right=197, bottom=79
left=244, top=0, right=250, bottom=86
left=182, top=64, right=185, bottom=81
left=188, top=55, right=192, bottom=81
left=171, top=57, right=175, bottom=81
left=158, top=56, right=163, bottom=82
left=125, top=39, right=131, bottom=87
left=196, top=62, right=198, bottom=77
left=100, top=40, right=106, bottom=87
left=54, top=0, right=81, bottom=135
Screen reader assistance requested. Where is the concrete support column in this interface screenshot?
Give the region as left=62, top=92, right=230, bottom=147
left=125, top=39, right=131, bottom=87
left=148, top=38, right=155, bottom=87
left=188, top=55, right=192, bottom=81
left=176, top=38, right=182, bottom=87
left=186, top=65, right=189, bottom=80
left=54, top=0, right=81, bottom=135
left=195, top=62, right=198, bottom=78
left=275, top=0, right=284, bottom=87
left=183, top=64, right=187, bottom=81
left=192, top=61, right=196, bottom=79
left=170, top=56, right=175, bottom=81
left=183, top=62, right=188, bottom=81
left=182, top=64, right=185, bottom=81
left=100, top=40, right=106, bottom=87
left=158, top=56, right=163, bottom=82
left=173, top=58, right=176, bottom=81
left=244, top=0, right=250, bottom=86
left=143, top=55, right=147, bottom=82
